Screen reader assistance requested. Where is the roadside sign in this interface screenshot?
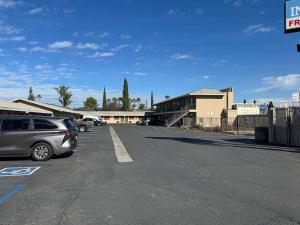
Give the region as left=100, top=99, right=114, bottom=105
left=292, top=92, right=300, bottom=103
left=0, top=167, right=40, bottom=177
left=285, top=0, right=300, bottom=33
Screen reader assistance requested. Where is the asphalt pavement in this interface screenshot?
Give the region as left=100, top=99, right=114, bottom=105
left=0, top=125, right=299, bottom=225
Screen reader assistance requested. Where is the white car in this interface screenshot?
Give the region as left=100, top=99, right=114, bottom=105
left=83, top=115, right=106, bottom=126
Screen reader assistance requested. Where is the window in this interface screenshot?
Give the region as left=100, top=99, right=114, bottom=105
left=83, top=118, right=93, bottom=122
left=33, top=119, right=58, bottom=130
left=1, top=119, right=30, bottom=131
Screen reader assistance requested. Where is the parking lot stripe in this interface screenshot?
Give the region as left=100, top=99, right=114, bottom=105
left=109, top=127, right=133, bottom=163
left=0, top=185, right=24, bottom=204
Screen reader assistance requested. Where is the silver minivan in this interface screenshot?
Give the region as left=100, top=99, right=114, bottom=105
left=0, top=116, right=78, bottom=161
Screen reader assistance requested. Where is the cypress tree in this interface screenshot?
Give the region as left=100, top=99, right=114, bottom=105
left=122, top=78, right=130, bottom=110
left=28, top=87, right=36, bottom=101
left=102, top=87, right=107, bottom=111
left=151, top=92, right=154, bottom=111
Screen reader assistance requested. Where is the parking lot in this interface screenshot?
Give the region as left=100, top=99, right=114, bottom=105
left=0, top=125, right=300, bottom=225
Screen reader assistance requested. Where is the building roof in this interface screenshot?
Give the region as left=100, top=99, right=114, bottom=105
left=78, top=111, right=148, bottom=117
left=0, top=99, right=53, bottom=115
left=154, top=88, right=226, bottom=106
left=12, top=99, right=81, bottom=115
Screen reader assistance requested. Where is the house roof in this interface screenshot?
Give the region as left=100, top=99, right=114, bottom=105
left=12, top=99, right=81, bottom=115
left=78, top=111, right=148, bottom=117
left=0, top=99, right=53, bottom=115
left=154, top=88, right=226, bottom=106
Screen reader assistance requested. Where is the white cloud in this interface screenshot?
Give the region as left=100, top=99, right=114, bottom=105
left=242, top=24, right=275, bottom=35
left=135, top=45, right=142, bottom=53
left=0, top=35, right=25, bottom=42
left=120, top=34, right=131, bottom=40
left=49, top=41, right=73, bottom=49
left=111, top=44, right=130, bottom=52
left=259, top=10, right=266, bottom=15
left=133, top=72, right=147, bottom=76
left=63, top=8, right=74, bottom=14
left=167, top=9, right=178, bottom=15
left=194, top=8, right=204, bottom=15
left=0, top=22, right=22, bottom=35
left=35, top=64, right=45, bottom=70
left=167, top=8, right=204, bottom=16
left=255, top=74, right=300, bottom=92
left=84, top=31, right=94, bottom=37
left=77, top=42, right=102, bottom=50
left=16, top=47, right=27, bottom=52
left=171, top=53, right=199, bottom=61
left=29, top=46, right=47, bottom=52
left=225, top=0, right=258, bottom=7
left=202, top=75, right=211, bottom=79
left=99, top=31, right=110, bottom=38
left=29, top=41, right=38, bottom=45
left=0, top=0, right=20, bottom=9
left=28, top=7, right=43, bottom=15
left=89, top=52, right=115, bottom=58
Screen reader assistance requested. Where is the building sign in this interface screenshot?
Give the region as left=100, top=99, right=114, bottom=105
left=285, top=0, right=300, bottom=33
left=235, top=103, right=260, bottom=115
left=279, top=100, right=289, bottom=108
left=292, top=92, right=300, bottom=103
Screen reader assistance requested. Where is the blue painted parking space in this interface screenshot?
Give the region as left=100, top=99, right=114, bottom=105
left=0, top=167, right=41, bottom=177
left=0, top=185, right=24, bottom=204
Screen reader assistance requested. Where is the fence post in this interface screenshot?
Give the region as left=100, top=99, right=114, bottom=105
left=268, top=109, right=275, bottom=144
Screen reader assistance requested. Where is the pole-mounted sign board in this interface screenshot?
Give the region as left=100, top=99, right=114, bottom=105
left=285, top=0, right=300, bottom=33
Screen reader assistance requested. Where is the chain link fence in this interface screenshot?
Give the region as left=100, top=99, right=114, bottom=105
left=196, top=115, right=269, bottom=135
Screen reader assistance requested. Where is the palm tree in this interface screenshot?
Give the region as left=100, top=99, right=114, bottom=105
left=117, top=97, right=123, bottom=109
left=36, top=94, right=42, bottom=102
left=136, top=97, right=141, bottom=106
left=54, top=86, right=72, bottom=107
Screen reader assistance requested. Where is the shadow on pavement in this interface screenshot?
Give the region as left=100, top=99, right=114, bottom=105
left=0, top=151, right=74, bottom=161
left=146, top=136, right=300, bottom=154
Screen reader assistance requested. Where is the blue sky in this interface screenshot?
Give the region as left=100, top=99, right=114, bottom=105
left=0, top=0, right=299, bottom=107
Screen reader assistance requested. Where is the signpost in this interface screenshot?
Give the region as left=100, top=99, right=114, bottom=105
left=292, top=92, right=300, bottom=103
left=285, top=0, right=300, bottom=33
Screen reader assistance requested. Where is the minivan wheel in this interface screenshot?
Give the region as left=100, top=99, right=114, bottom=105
left=79, top=126, right=86, bottom=132
left=31, top=142, right=53, bottom=161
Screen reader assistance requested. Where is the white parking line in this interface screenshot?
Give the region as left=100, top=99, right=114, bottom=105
left=109, top=127, right=133, bottom=163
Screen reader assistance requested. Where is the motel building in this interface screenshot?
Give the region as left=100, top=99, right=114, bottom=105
left=0, top=99, right=53, bottom=116
left=77, top=111, right=148, bottom=124
left=153, top=87, right=234, bottom=127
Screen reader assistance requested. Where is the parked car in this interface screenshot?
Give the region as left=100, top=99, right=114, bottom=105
left=141, top=118, right=151, bottom=125
left=0, top=116, right=78, bottom=161
left=74, top=119, right=94, bottom=132
left=82, top=115, right=106, bottom=126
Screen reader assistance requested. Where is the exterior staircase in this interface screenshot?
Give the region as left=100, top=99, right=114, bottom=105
left=166, top=111, right=189, bottom=128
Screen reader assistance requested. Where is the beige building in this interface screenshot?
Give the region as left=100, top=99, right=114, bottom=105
left=154, top=87, right=234, bottom=127
left=0, top=99, right=53, bottom=116
left=12, top=99, right=81, bottom=119
left=78, top=111, right=148, bottom=124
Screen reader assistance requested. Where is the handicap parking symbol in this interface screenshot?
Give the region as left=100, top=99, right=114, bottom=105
left=0, top=167, right=40, bottom=177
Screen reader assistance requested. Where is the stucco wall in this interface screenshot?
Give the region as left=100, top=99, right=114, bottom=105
left=196, top=95, right=227, bottom=118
